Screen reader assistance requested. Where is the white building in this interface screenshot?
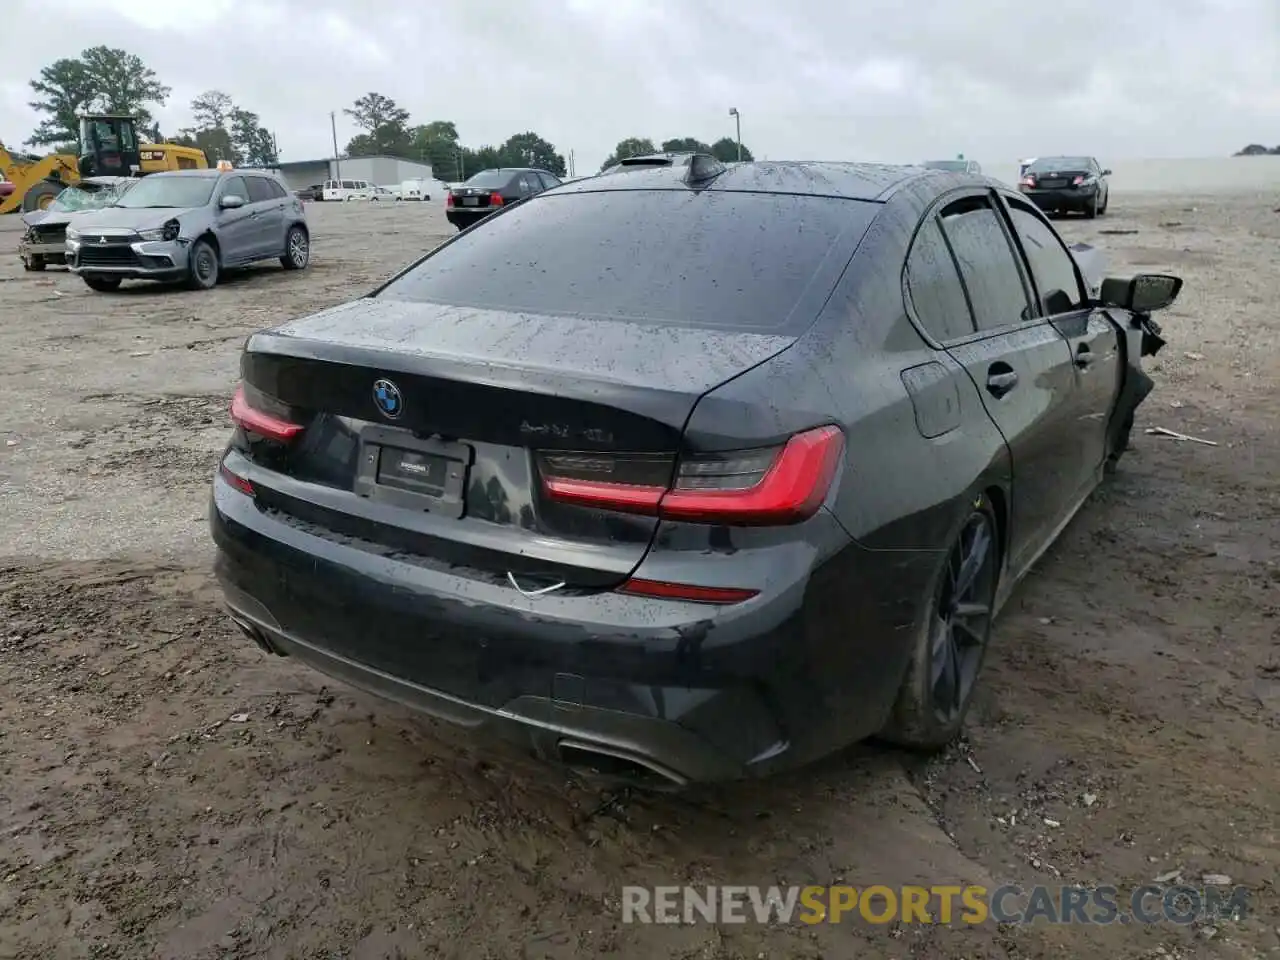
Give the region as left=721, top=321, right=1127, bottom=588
left=273, top=155, right=435, bottom=191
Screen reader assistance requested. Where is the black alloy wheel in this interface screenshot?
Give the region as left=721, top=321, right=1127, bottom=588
left=880, top=496, right=1001, bottom=749
left=928, top=509, right=998, bottom=727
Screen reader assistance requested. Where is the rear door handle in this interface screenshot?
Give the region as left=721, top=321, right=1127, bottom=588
left=986, top=370, right=1019, bottom=397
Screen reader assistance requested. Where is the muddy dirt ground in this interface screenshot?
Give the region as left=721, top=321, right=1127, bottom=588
left=1, top=195, right=1277, bottom=960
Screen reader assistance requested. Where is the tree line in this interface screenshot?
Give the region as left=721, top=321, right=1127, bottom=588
left=340, top=92, right=568, bottom=179
left=23, top=51, right=752, bottom=179
left=24, top=48, right=277, bottom=167
left=1234, top=143, right=1280, bottom=156
left=601, top=136, right=754, bottom=169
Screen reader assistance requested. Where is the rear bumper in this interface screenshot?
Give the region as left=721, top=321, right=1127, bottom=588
left=1020, top=185, right=1099, bottom=209
left=446, top=209, right=496, bottom=228
left=209, top=465, right=936, bottom=784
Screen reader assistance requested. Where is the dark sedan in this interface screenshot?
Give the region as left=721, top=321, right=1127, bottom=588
left=1019, top=156, right=1111, bottom=217
left=445, top=167, right=561, bottom=230
left=210, top=160, right=1180, bottom=787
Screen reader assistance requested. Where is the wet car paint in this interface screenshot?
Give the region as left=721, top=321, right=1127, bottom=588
left=210, top=161, right=1171, bottom=784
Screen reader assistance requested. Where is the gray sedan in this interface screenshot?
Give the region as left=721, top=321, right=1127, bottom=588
left=66, top=169, right=311, bottom=293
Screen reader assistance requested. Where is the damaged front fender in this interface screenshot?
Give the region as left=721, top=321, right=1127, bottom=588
left=1099, top=308, right=1165, bottom=471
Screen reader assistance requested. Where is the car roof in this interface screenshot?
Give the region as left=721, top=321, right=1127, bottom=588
left=553, top=160, right=969, bottom=202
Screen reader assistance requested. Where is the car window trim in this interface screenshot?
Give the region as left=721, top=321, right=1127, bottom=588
left=902, top=186, right=1037, bottom=348
left=992, top=191, right=1090, bottom=318
left=901, top=210, right=979, bottom=348
left=934, top=188, right=1041, bottom=338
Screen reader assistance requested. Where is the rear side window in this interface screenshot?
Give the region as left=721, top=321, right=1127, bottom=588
left=267, top=179, right=288, bottom=199
left=341, top=180, right=356, bottom=189
left=538, top=172, right=561, bottom=189
left=1005, top=201, right=1086, bottom=313
left=379, top=190, right=874, bottom=333
left=938, top=197, right=1032, bottom=332
left=905, top=219, right=974, bottom=342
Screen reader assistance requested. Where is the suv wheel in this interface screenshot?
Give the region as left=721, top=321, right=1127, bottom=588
left=281, top=226, right=310, bottom=271
left=186, top=238, right=220, bottom=291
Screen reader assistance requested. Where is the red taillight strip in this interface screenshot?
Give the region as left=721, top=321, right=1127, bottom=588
left=540, top=425, right=845, bottom=527
left=616, top=579, right=758, bottom=604
left=219, top=461, right=255, bottom=496
left=230, top=383, right=304, bottom=442
left=662, top=425, right=844, bottom=526
left=541, top=478, right=666, bottom=514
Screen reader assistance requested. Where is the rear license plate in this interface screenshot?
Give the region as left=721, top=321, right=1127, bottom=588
left=1039, top=179, right=1066, bottom=188
left=353, top=427, right=472, bottom=519
left=377, top=446, right=450, bottom=498
left=462, top=197, right=478, bottom=206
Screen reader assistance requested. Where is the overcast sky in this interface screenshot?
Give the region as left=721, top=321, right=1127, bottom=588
left=2, top=0, right=1276, bottom=173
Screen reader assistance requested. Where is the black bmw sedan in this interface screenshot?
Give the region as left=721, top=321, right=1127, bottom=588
left=210, top=158, right=1180, bottom=787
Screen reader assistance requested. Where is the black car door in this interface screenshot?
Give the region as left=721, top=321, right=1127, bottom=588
left=998, top=193, right=1122, bottom=500
left=933, top=192, right=1081, bottom=574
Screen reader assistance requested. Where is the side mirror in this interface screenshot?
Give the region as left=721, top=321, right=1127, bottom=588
left=1101, top=169, right=1112, bottom=177
left=1099, top=273, right=1183, bottom=313
left=219, top=194, right=245, bottom=209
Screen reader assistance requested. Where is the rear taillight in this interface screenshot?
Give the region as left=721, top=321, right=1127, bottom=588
left=489, top=192, right=504, bottom=206
left=230, top=383, right=305, bottom=443
left=219, top=460, right=255, bottom=496
left=1019, top=176, right=1035, bottom=187
left=1072, top=175, right=1086, bottom=185
left=446, top=193, right=454, bottom=207
left=537, top=425, right=844, bottom=527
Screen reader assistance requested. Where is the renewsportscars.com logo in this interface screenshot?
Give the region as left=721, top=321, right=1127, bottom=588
left=621, top=884, right=1251, bottom=926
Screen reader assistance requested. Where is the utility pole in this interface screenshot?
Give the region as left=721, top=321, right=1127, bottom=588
left=330, top=111, right=342, bottom=179
left=729, top=107, right=742, bottom=162
left=569, top=149, right=575, bottom=177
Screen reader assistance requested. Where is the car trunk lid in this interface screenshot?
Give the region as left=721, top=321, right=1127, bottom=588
left=233, top=297, right=795, bottom=591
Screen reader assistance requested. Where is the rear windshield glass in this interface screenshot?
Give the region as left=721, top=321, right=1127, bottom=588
left=461, top=170, right=512, bottom=189
left=1028, top=157, right=1090, bottom=172
left=379, top=190, right=874, bottom=331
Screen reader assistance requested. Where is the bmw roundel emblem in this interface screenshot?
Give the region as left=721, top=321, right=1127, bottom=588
left=372, top=378, right=403, bottom=419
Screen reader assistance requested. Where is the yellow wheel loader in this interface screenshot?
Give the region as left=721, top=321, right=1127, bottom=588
left=0, top=114, right=208, bottom=216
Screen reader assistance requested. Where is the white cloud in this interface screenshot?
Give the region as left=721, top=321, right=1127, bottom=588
left=1, top=0, right=1275, bottom=170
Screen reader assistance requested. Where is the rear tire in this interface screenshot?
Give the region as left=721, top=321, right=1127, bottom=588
left=83, top=276, right=122, bottom=292
left=880, top=495, right=1001, bottom=751
left=185, top=238, right=220, bottom=291
left=23, top=255, right=46, bottom=272
left=1084, top=194, right=1099, bottom=219
left=280, top=225, right=309, bottom=271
